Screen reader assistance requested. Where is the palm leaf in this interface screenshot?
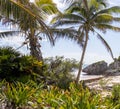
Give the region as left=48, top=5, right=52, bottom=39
left=35, top=0, right=59, bottom=15
left=91, top=6, right=120, bottom=22
left=51, top=13, right=85, bottom=25
left=94, top=14, right=114, bottom=23
left=95, top=23, right=120, bottom=32
left=52, top=20, right=81, bottom=27
left=65, top=1, right=82, bottom=13
left=0, top=31, right=20, bottom=38
left=49, top=27, right=84, bottom=47
left=10, top=0, right=54, bottom=45
left=89, top=0, right=107, bottom=9
left=95, top=30, right=114, bottom=59
left=97, top=6, right=120, bottom=15
left=94, top=14, right=120, bottom=24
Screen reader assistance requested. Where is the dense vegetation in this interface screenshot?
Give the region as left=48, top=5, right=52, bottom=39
left=0, top=0, right=120, bottom=109
left=0, top=47, right=120, bottom=109
left=0, top=47, right=78, bottom=87
left=0, top=80, right=120, bottom=109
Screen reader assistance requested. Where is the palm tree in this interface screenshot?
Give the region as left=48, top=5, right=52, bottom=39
left=52, top=0, right=120, bottom=84
left=0, top=0, right=58, bottom=61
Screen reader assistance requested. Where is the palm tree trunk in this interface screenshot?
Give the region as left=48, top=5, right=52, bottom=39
left=29, top=29, right=43, bottom=61
left=29, top=36, right=43, bottom=61
left=76, top=30, right=89, bottom=84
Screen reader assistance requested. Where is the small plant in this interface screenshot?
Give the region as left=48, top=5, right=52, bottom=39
left=0, top=80, right=40, bottom=109
left=104, top=84, right=120, bottom=109
left=99, top=78, right=111, bottom=89
left=111, top=84, right=120, bottom=104
left=34, top=82, right=103, bottom=109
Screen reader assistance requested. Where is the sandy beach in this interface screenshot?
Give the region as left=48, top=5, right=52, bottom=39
left=84, top=75, right=120, bottom=97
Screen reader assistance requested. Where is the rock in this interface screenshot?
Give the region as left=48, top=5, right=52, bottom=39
left=82, top=61, right=108, bottom=75
left=105, top=69, right=120, bottom=76
left=109, top=60, right=120, bottom=69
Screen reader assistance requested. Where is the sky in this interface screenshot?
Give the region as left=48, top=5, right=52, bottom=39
left=1, top=0, right=120, bottom=65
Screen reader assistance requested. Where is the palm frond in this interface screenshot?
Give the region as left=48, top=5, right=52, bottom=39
left=10, top=0, right=54, bottom=45
left=0, top=31, right=20, bottom=38
left=49, top=27, right=77, bottom=39
left=93, top=14, right=120, bottom=24
left=97, top=6, right=120, bottom=15
left=77, top=27, right=85, bottom=48
left=95, top=23, right=120, bottom=32
left=51, top=13, right=85, bottom=25
left=94, top=14, right=114, bottom=23
left=91, top=6, right=120, bottom=21
left=52, top=20, right=81, bottom=27
left=35, top=0, right=59, bottom=15
left=94, top=30, right=114, bottom=59
left=89, top=0, right=107, bottom=10
left=65, top=1, right=82, bottom=13
left=63, top=13, right=85, bottom=21
left=46, top=27, right=84, bottom=47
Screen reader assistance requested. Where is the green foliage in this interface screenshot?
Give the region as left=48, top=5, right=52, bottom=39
left=0, top=80, right=42, bottom=109
left=0, top=80, right=120, bottom=109
left=104, top=84, right=120, bottom=109
left=111, top=84, right=120, bottom=105
left=0, top=47, right=43, bottom=82
left=34, top=82, right=102, bottom=109
left=43, top=56, right=79, bottom=89
left=117, top=56, right=120, bottom=61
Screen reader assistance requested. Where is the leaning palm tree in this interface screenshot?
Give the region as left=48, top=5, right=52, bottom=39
left=52, top=0, right=120, bottom=83
left=0, top=0, right=58, bottom=61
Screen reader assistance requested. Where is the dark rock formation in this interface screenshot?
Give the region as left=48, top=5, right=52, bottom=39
left=105, top=69, right=120, bottom=76
left=82, top=61, right=108, bottom=75
left=109, top=60, right=120, bottom=69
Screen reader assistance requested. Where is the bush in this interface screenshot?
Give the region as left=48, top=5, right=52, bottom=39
left=34, top=82, right=103, bottom=109
left=0, top=47, right=43, bottom=82
left=112, top=84, right=120, bottom=103
left=104, top=84, right=120, bottom=109
left=1, top=80, right=120, bottom=109
left=43, top=56, right=79, bottom=89
left=0, top=80, right=42, bottom=109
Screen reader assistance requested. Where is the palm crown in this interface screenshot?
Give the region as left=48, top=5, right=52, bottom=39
left=0, top=0, right=58, bottom=61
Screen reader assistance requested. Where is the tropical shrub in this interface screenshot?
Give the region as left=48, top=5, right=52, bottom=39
left=0, top=47, right=43, bottom=82
left=43, top=56, right=79, bottom=89
left=0, top=80, right=42, bottom=109
left=112, top=84, right=120, bottom=103
left=1, top=80, right=120, bottom=109
left=34, top=82, right=103, bottom=109
left=102, top=84, right=120, bottom=109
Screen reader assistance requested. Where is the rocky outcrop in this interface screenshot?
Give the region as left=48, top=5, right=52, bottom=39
left=105, top=69, right=120, bottom=76
left=109, top=60, right=120, bottom=69
left=82, top=61, right=108, bottom=75
left=104, top=60, right=120, bottom=76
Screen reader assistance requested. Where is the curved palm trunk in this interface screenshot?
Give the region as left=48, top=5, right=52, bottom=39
left=29, top=29, right=43, bottom=61
left=76, top=30, right=89, bottom=84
